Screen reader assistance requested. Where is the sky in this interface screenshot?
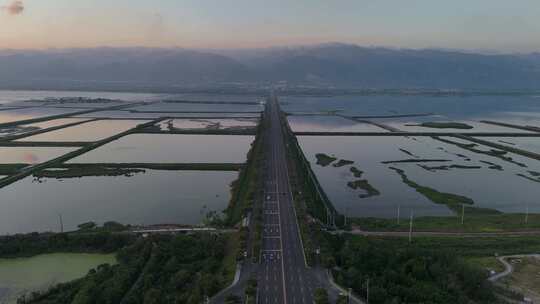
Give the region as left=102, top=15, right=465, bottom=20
left=1, top=0, right=539, bottom=52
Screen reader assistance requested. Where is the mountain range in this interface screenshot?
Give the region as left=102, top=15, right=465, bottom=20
left=0, top=43, right=539, bottom=90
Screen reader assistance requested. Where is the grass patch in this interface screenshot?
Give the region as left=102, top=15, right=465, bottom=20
left=348, top=234, right=540, bottom=257
left=352, top=213, right=540, bottom=233
left=0, top=163, right=28, bottom=175
left=382, top=159, right=451, bottom=164
left=390, top=166, right=478, bottom=213
left=315, top=153, right=337, bottom=167
left=418, top=164, right=482, bottom=171
left=434, top=136, right=527, bottom=167
left=347, top=180, right=380, bottom=198
left=332, top=159, right=354, bottom=167
left=414, top=122, right=474, bottom=129
left=222, top=232, right=241, bottom=285
left=35, top=167, right=146, bottom=178
left=517, top=173, right=540, bottom=183
left=468, top=257, right=505, bottom=273
left=349, top=166, right=363, bottom=178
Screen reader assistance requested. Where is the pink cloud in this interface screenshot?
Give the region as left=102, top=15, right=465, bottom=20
left=1, top=0, right=24, bottom=16
left=22, top=153, right=39, bottom=164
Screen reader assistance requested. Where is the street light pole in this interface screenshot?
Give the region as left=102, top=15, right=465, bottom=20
left=525, top=203, right=529, bottom=224
left=366, top=278, right=370, bottom=304
left=409, top=211, right=414, bottom=244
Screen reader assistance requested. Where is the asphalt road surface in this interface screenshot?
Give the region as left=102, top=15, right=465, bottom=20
left=257, top=95, right=323, bottom=304
left=212, top=96, right=357, bottom=304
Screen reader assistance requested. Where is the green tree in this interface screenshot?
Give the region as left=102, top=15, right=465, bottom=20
left=314, top=288, right=329, bottom=304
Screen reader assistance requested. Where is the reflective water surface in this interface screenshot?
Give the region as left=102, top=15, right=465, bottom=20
left=298, top=136, right=540, bottom=218
left=0, top=170, right=237, bottom=234
left=17, top=120, right=146, bottom=142
left=288, top=115, right=388, bottom=132
left=68, top=134, right=254, bottom=163
left=0, top=147, right=77, bottom=164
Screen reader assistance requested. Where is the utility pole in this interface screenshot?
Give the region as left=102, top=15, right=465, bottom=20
left=408, top=211, right=414, bottom=244
left=461, top=204, right=465, bottom=225
left=397, top=205, right=401, bottom=224
left=326, top=208, right=330, bottom=226
left=58, top=213, right=64, bottom=233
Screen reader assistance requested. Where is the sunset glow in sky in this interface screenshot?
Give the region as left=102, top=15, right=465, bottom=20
left=1, top=0, right=539, bottom=51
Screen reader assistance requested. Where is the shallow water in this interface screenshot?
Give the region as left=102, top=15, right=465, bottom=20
left=478, top=137, right=540, bottom=154
left=0, top=118, right=89, bottom=139
left=76, top=111, right=262, bottom=119
left=17, top=120, right=146, bottom=142
left=0, top=253, right=116, bottom=304
left=0, top=108, right=84, bottom=125
left=0, top=170, right=237, bottom=234
left=373, top=118, right=534, bottom=133
left=0, top=147, right=77, bottom=164
left=129, top=102, right=263, bottom=113
left=287, top=116, right=388, bottom=132
left=0, top=90, right=162, bottom=105
left=162, top=93, right=264, bottom=103
left=157, top=118, right=259, bottom=131
left=298, top=135, right=540, bottom=218
left=281, top=95, right=540, bottom=121
left=68, top=134, right=254, bottom=163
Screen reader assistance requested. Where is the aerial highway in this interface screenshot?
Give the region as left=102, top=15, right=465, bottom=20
left=212, top=96, right=359, bottom=304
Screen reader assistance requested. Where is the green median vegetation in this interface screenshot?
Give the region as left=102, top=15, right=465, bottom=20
left=225, top=119, right=264, bottom=226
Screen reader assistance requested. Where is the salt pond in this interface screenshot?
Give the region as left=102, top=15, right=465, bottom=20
left=17, top=120, right=146, bottom=142
left=157, top=118, right=258, bottom=131
left=287, top=116, right=388, bottom=132
left=478, top=137, right=540, bottom=154
left=0, top=108, right=84, bottom=125
left=281, top=95, right=540, bottom=121
left=129, top=102, right=263, bottom=113
left=68, top=134, right=254, bottom=164
left=0, top=147, right=77, bottom=164
left=0, top=170, right=237, bottom=234
left=76, top=111, right=262, bottom=119
left=298, top=136, right=540, bottom=218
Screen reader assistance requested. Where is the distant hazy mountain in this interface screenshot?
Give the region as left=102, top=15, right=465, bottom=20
left=0, top=48, right=249, bottom=84
left=1, top=43, right=539, bottom=90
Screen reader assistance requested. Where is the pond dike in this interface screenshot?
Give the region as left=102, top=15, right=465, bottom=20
left=0, top=118, right=166, bottom=189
